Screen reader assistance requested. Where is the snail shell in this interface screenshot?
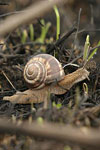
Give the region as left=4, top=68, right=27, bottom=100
left=24, top=54, right=65, bottom=89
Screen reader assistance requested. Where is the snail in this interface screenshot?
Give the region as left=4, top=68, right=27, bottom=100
left=3, top=54, right=89, bottom=106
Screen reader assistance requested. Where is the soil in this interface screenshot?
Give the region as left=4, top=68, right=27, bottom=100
left=0, top=0, right=100, bottom=150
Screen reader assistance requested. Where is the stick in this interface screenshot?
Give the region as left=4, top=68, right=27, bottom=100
left=47, top=27, right=77, bottom=53
left=0, top=118, right=100, bottom=148
left=0, top=0, right=68, bottom=36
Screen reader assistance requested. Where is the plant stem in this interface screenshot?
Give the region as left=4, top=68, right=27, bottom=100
left=53, top=5, right=60, bottom=40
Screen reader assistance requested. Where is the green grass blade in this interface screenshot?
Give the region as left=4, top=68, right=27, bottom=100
left=21, top=29, right=28, bottom=44
left=88, top=40, right=100, bottom=61
left=83, top=35, right=90, bottom=61
left=53, top=5, right=60, bottom=40
left=29, top=24, right=34, bottom=41
left=36, top=19, right=51, bottom=43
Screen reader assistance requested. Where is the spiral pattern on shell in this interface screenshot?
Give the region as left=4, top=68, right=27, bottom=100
left=24, top=54, right=65, bottom=89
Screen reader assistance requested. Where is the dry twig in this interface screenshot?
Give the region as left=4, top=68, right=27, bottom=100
left=0, top=118, right=100, bottom=148
left=0, top=0, right=70, bottom=36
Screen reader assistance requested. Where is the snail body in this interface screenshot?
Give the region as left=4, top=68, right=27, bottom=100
left=24, top=54, right=65, bottom=89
